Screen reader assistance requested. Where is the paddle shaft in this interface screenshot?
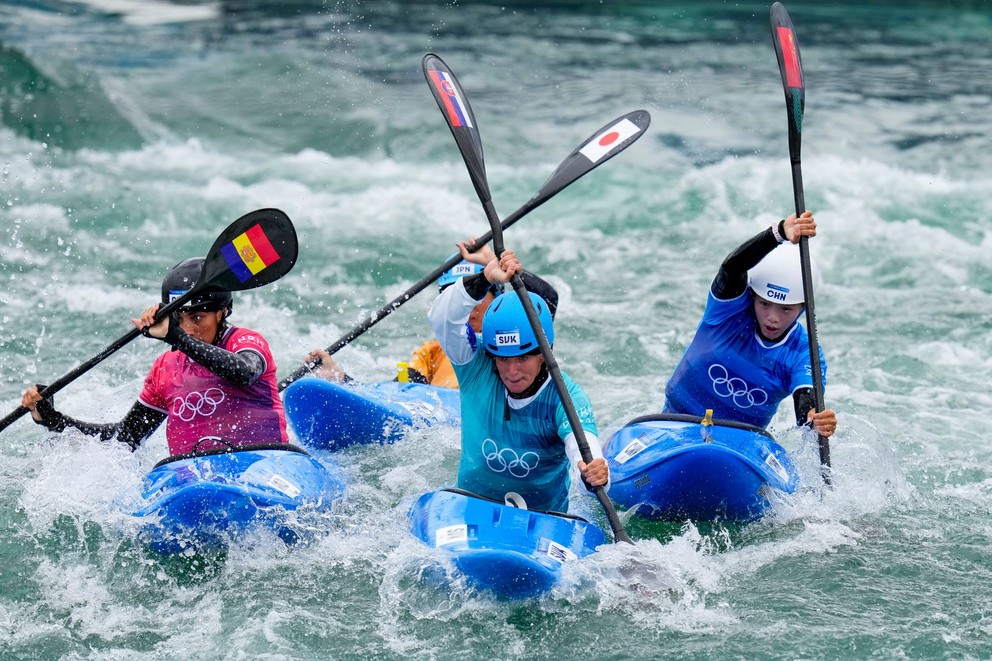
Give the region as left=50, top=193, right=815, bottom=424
left=772, top=2, right=831, bottom=481
left=485, top=199, right=633, bottom=544
left=276, top=198, right=541, bottom=391
left=0, top=288, right=210, bottom=432
left=788, top=161, right=831, bottom=476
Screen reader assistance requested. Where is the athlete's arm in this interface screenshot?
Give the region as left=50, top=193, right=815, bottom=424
left=428, top=275, right=486, bottom=365
left=29, top=391, right=165, bottom=450
left=563, top=432, right=610, bottom=491
left=429, top=251, right=519, bottom=364
left=792, top=387, right=837, bottom=437
left=163, top=326, right=265, bottom=388
left=711, top=228, right=780, bottom=300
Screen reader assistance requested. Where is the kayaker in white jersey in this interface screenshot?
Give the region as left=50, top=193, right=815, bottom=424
left=663, top=210, right=837, bottom=437
left=428, top=246, right=608, bottom=513
left=21, top=258, right=289, bottom=456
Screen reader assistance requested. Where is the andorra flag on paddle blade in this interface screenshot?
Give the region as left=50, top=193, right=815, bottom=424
left=221, top=223, right=281, bottom=283
left=579, top=117, right=642, bottom=163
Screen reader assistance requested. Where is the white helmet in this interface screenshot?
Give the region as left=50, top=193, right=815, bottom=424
left=747, top=243, right=820, bottom=305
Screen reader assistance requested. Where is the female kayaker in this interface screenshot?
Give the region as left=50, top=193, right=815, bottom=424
left=663, top=210, right=837, bottom=437
left=428, top=248, right=607, bottom=513
left=21, top=257, right=289, bottom=455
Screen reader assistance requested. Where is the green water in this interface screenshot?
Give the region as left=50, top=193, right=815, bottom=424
left=1, top=1, right=991, bottom=658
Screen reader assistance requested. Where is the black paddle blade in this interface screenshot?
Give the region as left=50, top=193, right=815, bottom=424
left=198, top=208, right=298, bottom=293
left=532, top=110, right=651, bottom=206
left=770, top=2, right=805, bottom=160
left=422, top=53, right=492, bottom=203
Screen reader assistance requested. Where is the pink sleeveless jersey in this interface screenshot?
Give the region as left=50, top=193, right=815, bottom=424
left=138, top=326, right=289, bottom=455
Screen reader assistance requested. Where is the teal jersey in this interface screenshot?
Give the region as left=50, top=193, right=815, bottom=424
left=452, top=348, right=597, bottom=512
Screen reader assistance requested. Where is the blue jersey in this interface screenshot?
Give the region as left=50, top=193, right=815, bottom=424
left=664, top=290, right=827, bottom=428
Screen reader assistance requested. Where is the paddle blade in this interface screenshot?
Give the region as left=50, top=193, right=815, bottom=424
left=198, top=208, right=298, bottom=293
left=770, top=2, right=805, bottom=161
left=422, top=53, right=492, bottom=202
left=531, top=110, right=650, bottom=206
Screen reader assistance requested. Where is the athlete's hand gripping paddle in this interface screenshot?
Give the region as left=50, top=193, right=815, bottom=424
left=1, top=209, right=299, bottom=434
left=770, top=2, right=831, bottom=483
left=423, top=52, right=639, bottom=544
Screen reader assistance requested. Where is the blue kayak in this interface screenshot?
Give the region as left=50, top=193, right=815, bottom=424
left=605, top=413, right=798, bottom=522
left=132, top=443, right=346, bottom=555
left=408, top=488, right=607, bottom=600
left=283, top=378, right=460, bottom=451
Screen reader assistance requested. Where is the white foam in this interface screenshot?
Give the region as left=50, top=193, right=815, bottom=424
left=61, top=0, right=219, bottom=26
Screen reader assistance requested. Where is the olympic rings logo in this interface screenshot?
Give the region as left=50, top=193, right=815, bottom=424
left=481, top=439, right=539, bottom=478
left=172, top=388, right=226, bottom=421
left=708, top=364, right=768, bottom=409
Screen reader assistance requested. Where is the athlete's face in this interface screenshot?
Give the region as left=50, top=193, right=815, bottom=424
left=177, top=308, right=225, bottom=344
left=752, top=296, right=802, bottom=340
left=493, top=353, right=545, bottom=394
left=468, top=292, right=496, bottom=333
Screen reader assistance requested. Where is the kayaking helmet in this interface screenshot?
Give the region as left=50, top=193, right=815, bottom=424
left=747, top=243, right=820, bottom=306
left=482, top=290, right=554, bottom=357
left=161, top=258, right=233, bottom=313
left=438, top=258, right=484, bottom=291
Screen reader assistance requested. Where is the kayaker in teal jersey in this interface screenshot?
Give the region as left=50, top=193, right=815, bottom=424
left=663, top=210, right=837, bottom=438
left=428, top=247, right=608, bottom=513
left=21, top=258, right=289, bottom=455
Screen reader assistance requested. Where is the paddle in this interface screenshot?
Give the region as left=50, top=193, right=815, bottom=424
left=277, top=113, right=650, bottom=391
left=0, top=208, right=299, bottom=433
left=422, top=52, right=636, bottom=544
left=770, top=3, right=831, bottom=483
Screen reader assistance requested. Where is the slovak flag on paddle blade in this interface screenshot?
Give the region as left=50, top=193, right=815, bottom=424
left=427, top=70, right=474, bottom=128
left=579, top=118, right=642, bottom=163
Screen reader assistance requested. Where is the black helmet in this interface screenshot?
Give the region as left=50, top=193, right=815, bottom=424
left=161, top=258, right=233, bottom=312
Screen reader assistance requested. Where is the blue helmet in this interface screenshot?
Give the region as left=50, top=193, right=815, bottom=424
left=482, top=290, right=554, bottom=357
left=438, top=258, right=484, bottom=291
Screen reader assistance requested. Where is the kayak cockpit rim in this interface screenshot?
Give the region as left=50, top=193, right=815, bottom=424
left=439, top=487, right=593, bottom=523
left=622, top=412, right=777, bottom=441
left=153, top=442, right=310, bottom=469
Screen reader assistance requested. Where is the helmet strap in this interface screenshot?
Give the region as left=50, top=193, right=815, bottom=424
left=213, top=308, right=230, bottom=346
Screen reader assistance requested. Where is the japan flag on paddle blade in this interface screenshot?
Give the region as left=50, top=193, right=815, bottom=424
left=579, top=118, right=642, bottom=163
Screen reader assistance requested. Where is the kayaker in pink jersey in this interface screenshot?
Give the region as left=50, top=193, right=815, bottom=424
left=21, top=258, right=288, bottom=456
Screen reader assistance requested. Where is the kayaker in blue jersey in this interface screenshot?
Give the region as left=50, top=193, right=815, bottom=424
left=664, top=210, right=837, bottom=438
left=428, top=247, right=608, bottom=513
